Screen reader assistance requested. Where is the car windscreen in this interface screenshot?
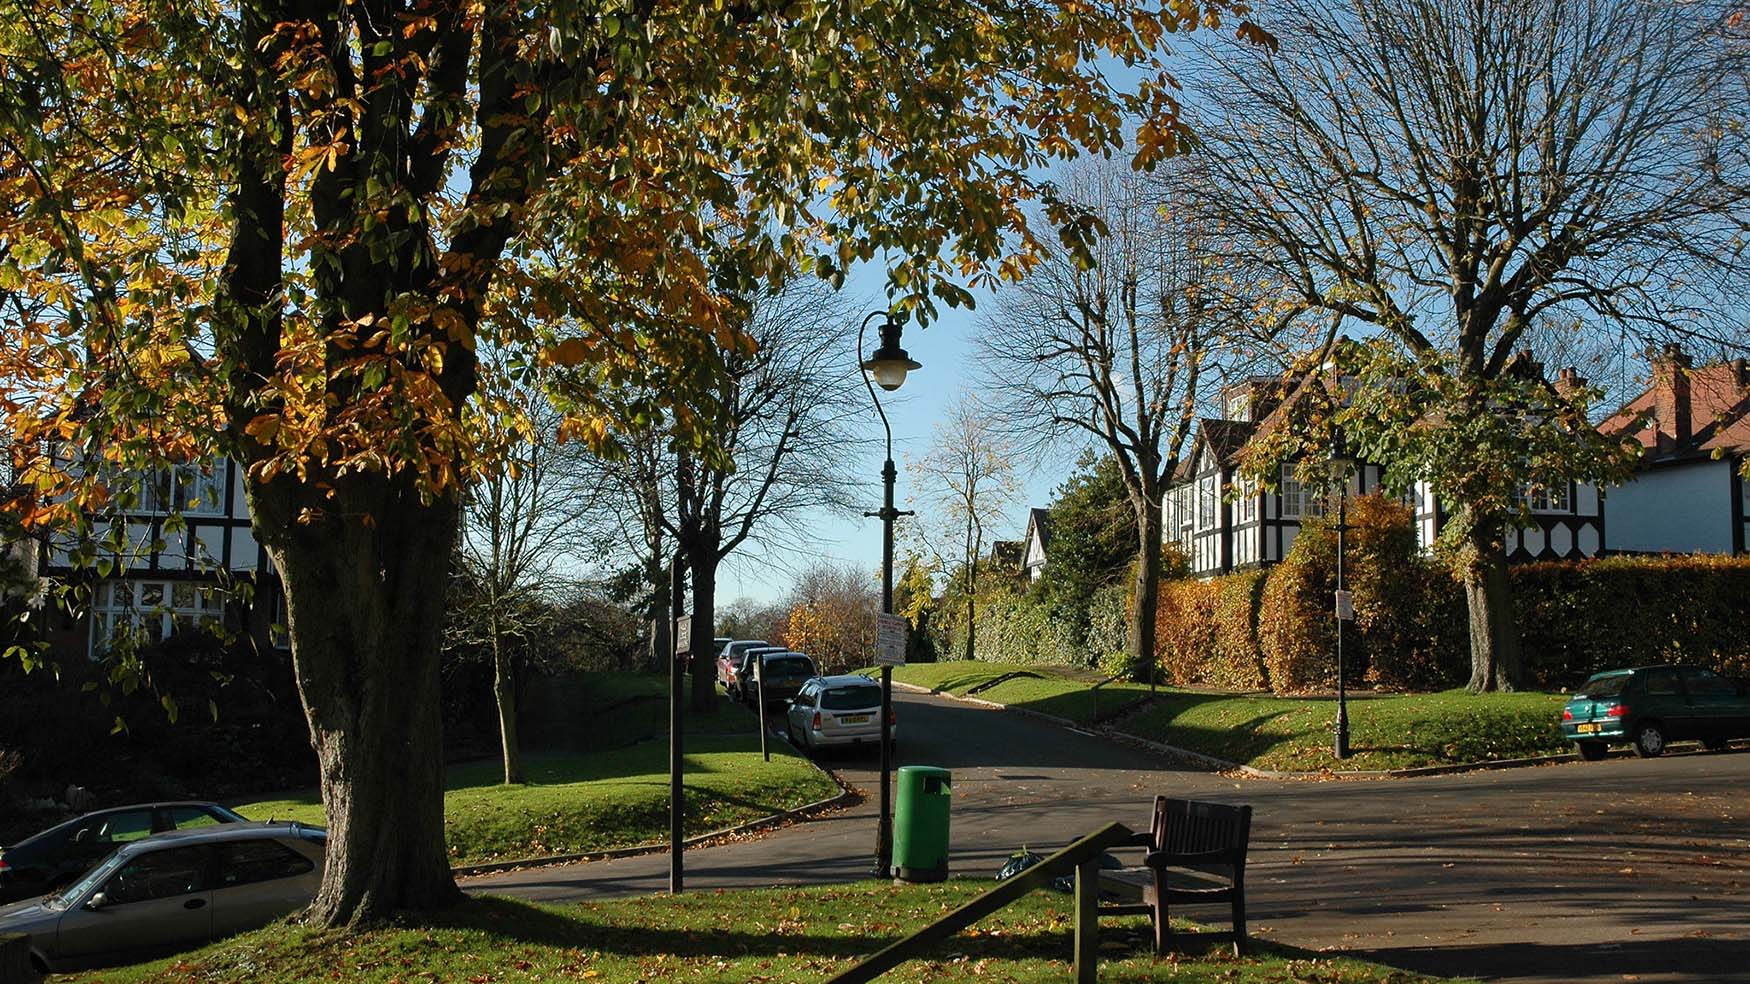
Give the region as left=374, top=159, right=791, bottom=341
left=47, top=849, right=124, bottom=910
left=820, top=686, right=882, bottom=710
left=763, top=657, right=815, bottom=678
left=1577, top=675, right=1630, bottom=699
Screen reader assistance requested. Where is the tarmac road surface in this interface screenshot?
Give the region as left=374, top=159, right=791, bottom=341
left=470, top=687, right=1750, bottom=983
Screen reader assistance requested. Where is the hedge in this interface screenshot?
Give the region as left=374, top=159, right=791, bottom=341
left=952, top=592, right=1090, bottom=668
left=1154, top=493, right=1750, bottom=693
left=1515, top=555, right=1750, bottom=684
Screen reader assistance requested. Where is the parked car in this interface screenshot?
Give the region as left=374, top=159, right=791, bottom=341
left=712, top=637, right=732, bottom=657
left=0, top=802, right=246, bottom=903
left=786, top=675, right=895, bottom=755
left=717, top=639, right=771, bottom=698
left=1561, top=665, right=1750, bottom=760
left=727, top=645, right=788, bottom=701
left=0, top=820, right=326, bottom=973
left=746, top=652, right=817, bottom=708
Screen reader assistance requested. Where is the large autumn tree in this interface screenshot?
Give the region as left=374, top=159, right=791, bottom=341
left=0, top=0, right=1264, bottom=925
left=1195, top=0, right=1747, bottom=691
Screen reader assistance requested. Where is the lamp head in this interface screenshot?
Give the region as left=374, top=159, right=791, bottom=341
left=861, top=317, right=922, bottom=391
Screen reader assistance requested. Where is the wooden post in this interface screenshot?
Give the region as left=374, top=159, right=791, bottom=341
left=825, top=822, right=1134, bottom=984
left=1074, top=857, right=1099, bottom=984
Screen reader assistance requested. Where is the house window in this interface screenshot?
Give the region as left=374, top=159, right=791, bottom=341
left=91, top=578, right=225, bottom=654
left=1279, top=465, right=1327, bottom=519
left=119, top=462, right=227, bottom=517
left=1236, top=477, right=1257, bottom=524
left=1225, top=392, right=1250, bottom=422
left=1196, top=476, right=1217, bottom=530
left=1175, top=487, right=1194, bottom=542
left=1517, top=483, right=1571, bottom=513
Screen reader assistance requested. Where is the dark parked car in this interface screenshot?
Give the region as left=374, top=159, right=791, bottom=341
left=748, top=652, right=819, bottom=708
left=0, top=802, right=246, bottom=903
left=0, top=821, right=325, bottom=973
left=1561, top=665, right=1750, bottom=760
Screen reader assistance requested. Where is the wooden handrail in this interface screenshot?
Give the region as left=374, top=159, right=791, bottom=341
left=825, top=822, right=1136, bottom=984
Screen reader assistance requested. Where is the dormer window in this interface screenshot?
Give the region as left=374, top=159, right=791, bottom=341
left=1225, top=392, right=1250, bottom=422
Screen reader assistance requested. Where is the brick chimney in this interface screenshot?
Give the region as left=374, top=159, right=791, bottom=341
left=1733, top=357, right=1749, bottom=392
left=1651, top=342, right=1692, bottom=453
left=1554, top=367, right=1587, bottom=400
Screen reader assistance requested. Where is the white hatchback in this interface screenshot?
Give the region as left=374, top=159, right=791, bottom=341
left=786, top=675, right=895, bottom=755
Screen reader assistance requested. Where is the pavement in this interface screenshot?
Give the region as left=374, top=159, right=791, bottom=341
left=469, top=688, right=1750, bottom=983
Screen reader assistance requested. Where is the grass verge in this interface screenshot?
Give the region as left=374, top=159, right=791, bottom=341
left=59, top=882, right=1465, bottom=984
left=235, top=698, right=839, bottom=866
left=888, top=662, right=1568, bottom=773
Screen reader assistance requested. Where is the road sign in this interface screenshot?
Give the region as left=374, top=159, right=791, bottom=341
left=1334, top=589, right=1354, bottom=621
left=674, top=619, right=692, bottom=656
left=875, top=612, right=908, bottom=667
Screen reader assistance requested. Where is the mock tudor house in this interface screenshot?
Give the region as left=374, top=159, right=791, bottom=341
left=33, top=456, right=287, bottom=658
left=1021, top=507, right=1051, bottom=582
left=1600, top=344, right=1750, bottom=556
left=1164, top=367, right=1606, bottom=578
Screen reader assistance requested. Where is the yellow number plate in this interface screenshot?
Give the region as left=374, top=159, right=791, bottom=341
left=1576, top=723, right=1599, bottom=734
left=840, top=714, right=870, bottom=724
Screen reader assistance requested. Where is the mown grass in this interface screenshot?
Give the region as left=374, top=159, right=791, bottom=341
left=234, top=698, right=838, bottom=866
left=888, top=662, right=1567, bottom=773
left=60, top=882, right=1465, bottom=984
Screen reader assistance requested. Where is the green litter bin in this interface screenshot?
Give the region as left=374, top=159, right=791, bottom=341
left=893, top=765, right=952, bottom=882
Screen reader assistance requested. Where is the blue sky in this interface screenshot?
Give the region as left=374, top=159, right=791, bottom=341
left=714, top=267, right=1074, bottom=607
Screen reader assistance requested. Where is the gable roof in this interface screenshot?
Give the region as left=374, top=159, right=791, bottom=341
left=1172, top=418, right=1259, bottom=482
left=1601, top=360, right=1750, bottom=464
left=1023, top=507, right=1051, bottom=552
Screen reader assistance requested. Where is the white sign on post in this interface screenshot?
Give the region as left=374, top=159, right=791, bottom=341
left=1333, top=589, right=1354, bottom=621
left=674, top=619, right=692, bottom=656
left=874, top=612, right=908, bottom=667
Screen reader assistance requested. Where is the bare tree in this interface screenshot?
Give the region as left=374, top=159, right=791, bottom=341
left=905, top=394, right=1017, bottom=661
left=454, top=357, right=594, bottom=783
left=672, top=280, right=865, bottom=709
left=979, top=156, right=1260, bottom=676
left=1194, top=0, right=1748, bottom=691
left=584, top=280, right=864, bottom=708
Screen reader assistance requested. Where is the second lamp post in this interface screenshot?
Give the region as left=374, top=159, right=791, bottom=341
left=858, top=310, right=920, bottom=879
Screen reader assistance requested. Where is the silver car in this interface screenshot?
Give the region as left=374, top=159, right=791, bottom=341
left=786, top=675, right=896, bottom=754
left=0, top=821, right=325, bottom=973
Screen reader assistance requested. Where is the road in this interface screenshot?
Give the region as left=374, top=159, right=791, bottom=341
left=471, top=688, right=1750, bottom=983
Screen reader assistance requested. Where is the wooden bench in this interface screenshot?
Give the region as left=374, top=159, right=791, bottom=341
left=1100, top=796, right=1252, bottom=956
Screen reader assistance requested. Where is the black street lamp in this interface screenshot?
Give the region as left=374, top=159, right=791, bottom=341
left=1329, top=438, right=1355, bottom=760
left=859, top=310, right=920, bottom=880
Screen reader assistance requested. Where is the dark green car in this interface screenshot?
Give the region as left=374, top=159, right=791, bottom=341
left=1562, top=665, right=1750, bottom=761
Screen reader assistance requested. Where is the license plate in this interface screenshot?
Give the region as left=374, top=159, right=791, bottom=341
left=1577, top=723, right=1599, bottom=734
left=840, top=714, right=870, bottom=724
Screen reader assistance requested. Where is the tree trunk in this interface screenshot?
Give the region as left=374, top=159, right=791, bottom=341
left=646, top=551, right=670, bottom=674
left=688, top=551, right=718, bottom=712
left=1128, top=501, right=1162, bottom=683
left=488, top=604, right=523, bottom=785
left=964, top=558, right=977, bottom=662
left=1458, top=505, right=1522, bottom=693
left=256, top=474, right=463, bottom=928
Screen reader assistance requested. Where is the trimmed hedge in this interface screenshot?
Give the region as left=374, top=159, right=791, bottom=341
left=955, top=593, right=1089, bottom=667
left=1515, top=555, right=1750, bottom=684
left=1154, top=494, right=1750, bottom=694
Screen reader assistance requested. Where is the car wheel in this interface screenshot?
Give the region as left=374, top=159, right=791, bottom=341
left=1633, top=722, right=1666, bottom=758
left=1576, top=741, right=1608, bottom=762
left=1702, top=737, right=1730, bottom=753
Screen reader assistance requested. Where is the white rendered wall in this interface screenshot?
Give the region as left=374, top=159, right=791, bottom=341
left=1605, top=460, right=1734, bottom=554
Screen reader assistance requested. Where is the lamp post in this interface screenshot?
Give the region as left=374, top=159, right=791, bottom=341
left=1329, top=439, right=1354, bottom=760
left=859, top=310, right=920, bottom=880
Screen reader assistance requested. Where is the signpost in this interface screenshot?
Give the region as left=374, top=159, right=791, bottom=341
left=875, top=612, right=908, bottom=668
left=669, top=557, right=686, bottom=894
left=1333, top=589, right=1354, bottom=621
left=756, top=656, right=769, bottom=762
